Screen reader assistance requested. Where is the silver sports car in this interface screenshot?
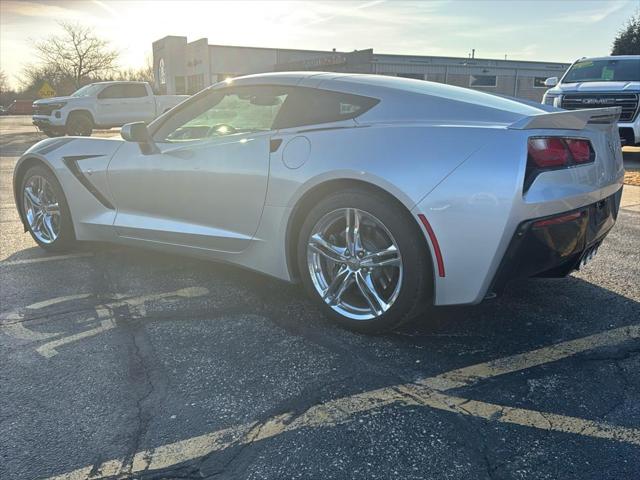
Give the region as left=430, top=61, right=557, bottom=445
left=13, top=72, right=624, bottom=332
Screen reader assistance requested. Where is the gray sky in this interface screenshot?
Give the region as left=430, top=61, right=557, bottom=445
left=1, top=0, right=636, bottom=88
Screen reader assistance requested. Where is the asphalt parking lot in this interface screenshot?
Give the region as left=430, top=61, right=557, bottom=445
left=1, top=115, right=639, bottom=480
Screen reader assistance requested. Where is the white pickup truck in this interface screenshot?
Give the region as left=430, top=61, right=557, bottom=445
left=32, top=81, right=188, bottom=137
left=542, top=55, right=640, bottom=146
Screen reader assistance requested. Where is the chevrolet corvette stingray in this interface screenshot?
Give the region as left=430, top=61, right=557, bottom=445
left=13, top=72, right=624, bottom=332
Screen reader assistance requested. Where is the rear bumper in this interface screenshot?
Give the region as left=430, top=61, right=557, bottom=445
left=490, top=187, right=622, bottom=294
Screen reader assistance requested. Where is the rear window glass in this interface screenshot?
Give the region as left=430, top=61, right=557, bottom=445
left=123, top=84, right=148, bottom=98
left=274, top=88, right=379, bottom=129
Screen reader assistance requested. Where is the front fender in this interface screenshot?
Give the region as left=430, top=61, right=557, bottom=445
left=13, top=137, right=125, bottom=238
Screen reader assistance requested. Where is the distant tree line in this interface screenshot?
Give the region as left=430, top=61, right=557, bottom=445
left=1, top=22, right=155, bottom=107
left=611, top=10, right=640, bottom=55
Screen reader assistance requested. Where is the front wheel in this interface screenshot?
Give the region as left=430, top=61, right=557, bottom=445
left=21, top=166, right=75, bottom=251
left=66, top=113, right=93, bottom=136
left=41, top=128, right=65, bottom=138
left=297, top=189, right=433, bottom=333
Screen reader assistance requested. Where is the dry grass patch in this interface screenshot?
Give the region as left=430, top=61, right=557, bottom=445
left=624, top=169, right=640, bottom=187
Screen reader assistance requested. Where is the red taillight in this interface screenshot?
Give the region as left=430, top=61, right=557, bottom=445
left=565, top=139, right=591, bottom=163
left=527, top=137, right=594, bottom=170
left=527, top=137, right=569, bottom=168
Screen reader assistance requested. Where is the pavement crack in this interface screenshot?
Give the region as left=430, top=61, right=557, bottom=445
left=120, top=326, right=156, bottom=476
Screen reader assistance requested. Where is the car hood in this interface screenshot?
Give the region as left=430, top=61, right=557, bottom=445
left=33, top=96, right=74, bottom=105
left=556, top=81, right=640, bottom=93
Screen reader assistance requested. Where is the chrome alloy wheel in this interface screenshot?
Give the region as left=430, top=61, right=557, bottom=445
left=23, top=175, right=61, bottom=244
left=306, top=208, right=403, bottom=320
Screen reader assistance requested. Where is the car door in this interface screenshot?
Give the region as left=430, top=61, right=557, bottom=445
left=107, top=85, right=289, bottom=253
left=120, top=83, right=156, bottom=123
left=95, top=85, right=125, bottom=125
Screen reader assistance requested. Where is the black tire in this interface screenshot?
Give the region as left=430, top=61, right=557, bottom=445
left=41, top=128, right=65, bottom=138
left=297, top=188, right=433, bottom=333
left=66, top=112, right=93, bottom=136
left=20, top=165, right=76, bottom=252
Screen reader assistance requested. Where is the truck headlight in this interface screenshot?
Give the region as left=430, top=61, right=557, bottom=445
left=543, top=95, right=562, bottom=108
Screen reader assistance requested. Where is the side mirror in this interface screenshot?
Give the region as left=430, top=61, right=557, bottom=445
left=544, top=77, right=558, bottom=87
left=121, top=122, right=150, bottom=142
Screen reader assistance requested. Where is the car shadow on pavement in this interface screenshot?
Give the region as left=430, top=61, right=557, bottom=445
left=3, top=240, right=638, bottom=376
left=0, top=131, right=45, bottom=156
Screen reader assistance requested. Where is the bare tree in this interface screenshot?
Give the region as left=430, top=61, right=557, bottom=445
left=34, top=22, right=118, bottom=88
left=0, top=70, right=8, bottom=95
left=18, top=63, right=76, bottom=97
left=113, top=56, right=155, bottom=85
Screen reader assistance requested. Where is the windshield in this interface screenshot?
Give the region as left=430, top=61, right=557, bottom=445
left=562, top=58, right=640, bottom=83
left=71, top=84, right=104, bottom=97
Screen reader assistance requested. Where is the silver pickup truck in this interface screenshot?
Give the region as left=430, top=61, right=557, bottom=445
left=543, top=55, right=640, bottom=146
left=32, top=81, right=188, bottom=137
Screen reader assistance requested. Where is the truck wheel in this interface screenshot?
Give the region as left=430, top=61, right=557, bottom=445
left=66, top=113, right=93, bottom=136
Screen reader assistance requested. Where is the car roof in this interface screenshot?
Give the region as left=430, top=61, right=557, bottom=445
left=575, top=55, right=640, bottom=61
left=226, top=71, right=545, bottom=120
left=90, top=81, right=148, bottom=85
left=228, top=71, right=491, bottom=99
left=228, top=71, right=446, bottom=93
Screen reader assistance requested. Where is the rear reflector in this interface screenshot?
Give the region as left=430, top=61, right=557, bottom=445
left=532, top=210, right=584, bottom=228
left=417, top=214, right=445, bottom=277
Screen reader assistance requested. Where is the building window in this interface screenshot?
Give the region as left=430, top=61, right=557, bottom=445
left=187, top=74, right=204, bottom=94
left=470, top=74, right=497, bottom=87
left=397, top=73, right=424, bottom=80
left=158, top=58, right=166, bottom=85
left=175, top=77, right=185, bottom=95
left=533, top=76, right=548, bottom=88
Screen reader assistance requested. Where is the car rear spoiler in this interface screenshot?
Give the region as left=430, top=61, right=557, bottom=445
left=509, top=106, right=621, bottom=130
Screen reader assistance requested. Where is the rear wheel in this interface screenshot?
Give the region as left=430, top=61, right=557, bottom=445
left=297, top=189, right=432, bottom=333
left=66, top=112, right=93, bottom=136
left=20, top=166, right=75, bottom=251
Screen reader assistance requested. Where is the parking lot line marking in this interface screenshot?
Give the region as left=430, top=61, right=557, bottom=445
left=1, top=321, right=61, bottom=341
left=396, top=386, right=640, bottom=446
left=26, top=293, right=93, bottom=311
left=418, top=323, right=640, bottom=391
left=0, top=252, right=94, bottom=266
left=36, top=318, right=116, bottom=358
left=1, top=287, right=210, bottom=357
left=0, top=294, right=93, bottom=339
left=47, top=323, right=640, bottom=479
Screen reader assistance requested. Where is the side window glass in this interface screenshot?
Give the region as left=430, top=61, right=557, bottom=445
left=158, top=86, right=288, bottom=142
left=274, top=88, right=379, bottom=129
left=123, top=84, right=148, bottom=98
left=98, top=85, right=123, bottom=99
